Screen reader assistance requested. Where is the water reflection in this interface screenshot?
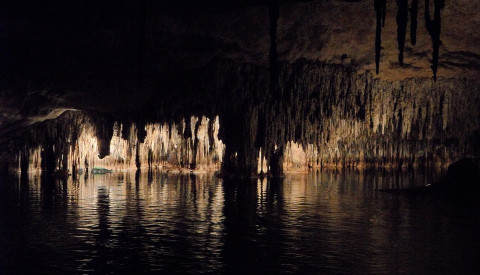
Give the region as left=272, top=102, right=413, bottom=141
left=1, top=170, right=479, bottom=273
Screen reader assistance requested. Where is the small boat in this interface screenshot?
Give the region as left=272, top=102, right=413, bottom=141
left=91, top=167, right=113, bottom=174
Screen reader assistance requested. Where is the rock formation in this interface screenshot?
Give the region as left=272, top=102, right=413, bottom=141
left=1, top=60, right=479, bottom=178
left=0, top=0, right=479, bottom=178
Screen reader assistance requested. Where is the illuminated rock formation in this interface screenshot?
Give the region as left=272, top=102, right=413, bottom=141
left=2, top=60, right=479, bottom=178
left=2, top=112, right=224, bottom=176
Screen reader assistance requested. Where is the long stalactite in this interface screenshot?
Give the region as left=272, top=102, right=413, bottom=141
left=374, top=0, right=445, bottom=79
left=425, top=0, right=445, bottom=81
left=396, top=0, right=408, bottom=66
left=374, top=0, right=387, bottom=74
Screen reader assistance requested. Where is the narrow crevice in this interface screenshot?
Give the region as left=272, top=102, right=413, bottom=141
left=20, top=148, right=29, bottom=180
left=136, top=121, right=147, bottom=143
left=135, top=142, right=141, bottom=170
left=191, top=117, right=202, bottom=169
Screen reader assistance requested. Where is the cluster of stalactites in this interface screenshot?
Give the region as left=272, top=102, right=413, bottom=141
left=234, top=61, right=479, bottom=175
left=12, top=113, right=225, bottom=176
left=5, top=61, right=480, bottom=178
left=375, top=0, right=443, bottom=80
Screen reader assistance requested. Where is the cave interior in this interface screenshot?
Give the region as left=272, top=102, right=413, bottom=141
left=1, top=0, right=479, bottom=178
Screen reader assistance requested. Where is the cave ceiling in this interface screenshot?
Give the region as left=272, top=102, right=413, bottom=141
left=1, top=0, right=479, bottom=140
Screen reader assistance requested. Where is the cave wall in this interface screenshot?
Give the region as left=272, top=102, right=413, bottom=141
left=0, top=112, right=224, bottom=176
left=278, top=62, right=480, bottom=169
left=2, top=1, right=480, bottom=179
left=2, top=60, right=479, bottom=177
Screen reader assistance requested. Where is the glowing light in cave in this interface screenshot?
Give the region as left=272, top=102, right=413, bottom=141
left=18, top=116, right=225, bottom=174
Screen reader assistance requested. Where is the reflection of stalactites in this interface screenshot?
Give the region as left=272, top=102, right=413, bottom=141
left=269, top=0, right=280, bottom=97
left=425, top=0, right=445, bottom=81
left=96, top=187, right=111, bottom=240
left=374, top=0, right=386, bottom=74
left=410, top=0, right=419, bottom=45
left=396, top=0, right=408, bottom=66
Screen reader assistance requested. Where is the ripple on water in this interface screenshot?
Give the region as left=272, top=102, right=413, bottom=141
left=1, top=170, right=479, bottom=274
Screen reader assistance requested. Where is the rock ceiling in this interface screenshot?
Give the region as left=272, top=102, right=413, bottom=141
left=1, top=0, right=479, bottom=137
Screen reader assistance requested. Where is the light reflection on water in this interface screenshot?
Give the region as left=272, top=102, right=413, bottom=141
left=1, top=170, right=479, bottom=274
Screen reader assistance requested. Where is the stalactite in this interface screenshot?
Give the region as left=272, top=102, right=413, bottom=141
left=410, top=0, right=418, bottom=45
left=3, top=60, right=480, bottom=176
left=396, top=0, right=408, bottom=66
left=94, top=117, right=114, bottom=159
left=374, top=0, right=386, bottom=74
left=425, top=0, right=445, bottom=81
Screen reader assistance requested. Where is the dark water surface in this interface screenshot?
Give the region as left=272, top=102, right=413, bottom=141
left=1, top=170, right=479, bottom=274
